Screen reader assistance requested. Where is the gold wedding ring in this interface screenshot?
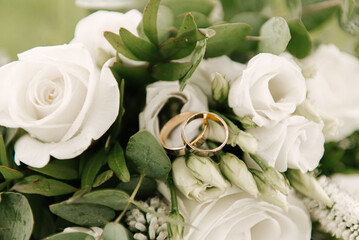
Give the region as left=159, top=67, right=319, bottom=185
left=181, top=112, right=229, bottom=157
left=159, top=112, right=208, bottom=156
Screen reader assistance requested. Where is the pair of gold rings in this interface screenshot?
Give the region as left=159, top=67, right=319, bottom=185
left=159, top=111, right=229, bottom=157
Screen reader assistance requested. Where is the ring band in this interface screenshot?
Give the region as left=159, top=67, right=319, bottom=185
left=181, top=112, right=228, bottom=157
left=159, top=112, right=208, bottom=156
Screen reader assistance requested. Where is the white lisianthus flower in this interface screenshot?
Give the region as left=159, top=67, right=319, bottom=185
left=63, top=227, right=103, bottom=239
left=0, top=44, right=119, bottom=168
left=139, top=81, right=207, bottom=147
left=228, top=53, right=306, bottom=127
left=189, top=55, right=245, bottom=99
left=302, top=44, right=359, bottom=141
left=71, top=10, right=142, bottom=67
left=247, top=116, right=324, bottom=172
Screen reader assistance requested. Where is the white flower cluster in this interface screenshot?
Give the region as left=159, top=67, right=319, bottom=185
left=302, top=176, right=359, bottom=240
left=126, top=197, right=170, bottom=240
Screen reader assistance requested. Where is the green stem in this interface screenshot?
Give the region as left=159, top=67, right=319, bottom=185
left=302, top=0, right=341, bottom=14
left=249, top=154, right=268, bottom=171
left=168, top=176, right=178, bottom=212
left=246, top=36, right=262, bottom=41
left=115, top=172, right=145, bottom=223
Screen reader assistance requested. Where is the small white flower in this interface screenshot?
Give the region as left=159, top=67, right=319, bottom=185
left=228, top=53, right=306, bottom=127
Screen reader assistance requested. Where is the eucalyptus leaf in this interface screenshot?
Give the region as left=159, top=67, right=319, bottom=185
left=120, top=28, right=162, bottom=61
left=301, top=0, right=338, bottom=31
left=44, top=232, right=95, bottom=240
left=110, top=61, right=150, bottom=85
left=108, top=143, right=130, bottom=182
left=142, top=0, right=161, bottom=44
left=50, top=202, right=115, bottom=227
left=75, top=189, right=129, bottom=211
left=13, top=175, right=77, bottom=196
left=158, top=38, right=196, bottom=60
left=104, top=31, right=141, bottom=61
left=0, top=192, right=34, bottom=240
left=103, top=222, right=134, bottom=240
left=125, top=130, right=171, bottom=179
left=162, top=0, right=215, bottom=16
left=287, top=20, right=312, bottom=59
left=0, top=135, right=8, bottom=167
left=118, top=175, right=157, bottom=199
left=180, top=40, right=207, bottom=91
left=259, top=17, right=291, bottom=55
left=0, top=165, right=23, bottom=180
left=158, top=5, right=174, bottom=43
left=92, top=170, right=113, bottom=188
left=206, top=23, right=252, bottom=57
left=81, top=149, right=108, bottom=190
left=152, top=62, right=193, bottom=81
left=28, top=159, right=79, bottom=180
left=177, top=13, right=198, bottom=36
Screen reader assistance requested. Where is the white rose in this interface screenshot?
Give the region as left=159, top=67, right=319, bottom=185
left=158, top=182, right=311, bottom=240
left=139, top=81, right=208, bottom=147
left=189, top=55, right=245, bottom=99
left=247, top=116, right=324, bottom=172
left=303, top=44, right=359, bottom=141
left=228, top=53, right=306, bottom=127
left=71, top=10, right=142, bottom=66
left=0, top=44, right=119, bottom=167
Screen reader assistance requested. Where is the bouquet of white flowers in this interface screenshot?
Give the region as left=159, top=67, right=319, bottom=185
left=1, top=0, right=359, bottom=239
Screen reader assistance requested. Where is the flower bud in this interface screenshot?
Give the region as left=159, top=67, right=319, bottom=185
left=168, top=210, right=184, bottom=240
left=212, top=72, right=229, bottom=103
left=172, top=156, right=228, bottom=202
left=263, top=167, right=290, bottom=196
left=231, top=130, right=258, bottom=154
left=286, top=169, right=333, bottom=207
left=219, top=153, right=259, bottom=198
left=252, top=170, right=289, bottom=211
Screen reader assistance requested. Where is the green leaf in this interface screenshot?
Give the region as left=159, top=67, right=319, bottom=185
left=44, top=232, right=95, bottom=240
left=118, top=175, right=157, bottom=199
left=104, top=31, right=141, bottom=61
left=302, top=0, right=338, bottom=31
left=110, top=62, right=150, bottom=85
left=75, top=189, right=129, bottom=211
left=92, top=170, right=113, bottom=188
left=152, top=62, right=193, bottom=81
left=162, top=0, right=215, bottom=16
left=287, top=20, right=312, bottom=59
left=286, top=0, right=302, bottom=18
left=125, top=130, right=171, bottom=179
left=120, top=28, right=161, bottom=61
left=49, top=202, right=115, bottom=227
left=157, top=5, right=175, bottom=43
left=103, top=222, right=133, bottom=240
left=206, top=23, right=252, bottom=57
left=81, top=149, right=108, bottom=190
left=13, top=175, right=77, bottom=196
left=0, top=135, right=8, bottom=167
left=180, top=40, right=207, bottom=91
left=340, top=0, right=359, bottom=35
left=143, top=0, right=161, bottom=45
left=28, top=159, right=79, bottom=180
left=0, top=192, right=34, bottom=240
left=0, top=165, right=23, bottom=180
left=259, top=17, right=291, bottom=55
left=177, top=13, right=198, bottom=36
left=108, top=143, right=130, bottom=182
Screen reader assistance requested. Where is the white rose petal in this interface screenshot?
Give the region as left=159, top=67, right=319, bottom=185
left=71, top=10, right=143, bottom=66
left=228, top=53, right=306, bottom=127
left=0, top=45, right=119, bottom=167
left=247, top=116, right=324, bottom=172
left=303, top=44, right=359, bottom=141
left=139, top=81, right=208, bottom=147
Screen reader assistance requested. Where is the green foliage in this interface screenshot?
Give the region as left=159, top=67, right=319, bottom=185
left=0, top=135, right=8, bottom=167
left=29, top=159, right=79, bottom=180
left=152, top=62, right=193, bottom=81
left=126, top=130, right=171, bottom=179
left=0, top=165, right=23, bottom=180
left=103, top=31, right=142, bottom=61
left=301, top=0, right=339, bottom=31
left=0, top=192, right=34, bottom=240
left=118, top=175, right=158, bottom=199
left=339, top=0, right=359, bottom=35
left=13, top=175, right=77, bottom=196
left=259, top=17, right=291, bottom=55
left=108, top=143, right=130, bottom=182
left=103, top=222, right=134, bottom=240
left=49, top=201, right=115, bottom=227
left=81, top=149, right=108, bottom=190
left=44, top=232, right=95, bottom=240
left=143, top=0, right=161, bottom=44
left=92, top=170, right=114, bottom=188
left=287, top=19, right=312, bottom=58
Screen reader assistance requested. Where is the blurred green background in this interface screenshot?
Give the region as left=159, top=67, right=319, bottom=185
left=0, top=0, right=88, bottom=61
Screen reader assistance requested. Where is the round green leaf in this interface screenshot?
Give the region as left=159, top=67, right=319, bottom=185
left=75, top=189, right=129, bottom=211
left=49, top=202, right=115, bottom=227
left=44, top=232, right=95, bottom=240
left=0, top=192, right=34, bottom=240
left=125, top=130, right=171, bottom=179
left=259, top=17, right=291, bottom=55
left=287, top=20, right=312, bottom=59
left=118, top=175, right=157, bottom=199
left=103, top=222, right=133, bottom=240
